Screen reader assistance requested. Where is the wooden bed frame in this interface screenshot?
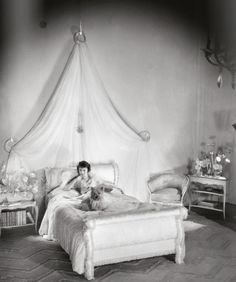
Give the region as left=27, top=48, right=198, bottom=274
left=83, top=206, right=187, bottom=280
left=42, top=162, right=187, bottom=280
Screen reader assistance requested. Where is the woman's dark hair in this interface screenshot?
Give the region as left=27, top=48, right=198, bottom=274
left=67, top=160, right=91, bottom=185
left=77, top=160, right=91, bottom=174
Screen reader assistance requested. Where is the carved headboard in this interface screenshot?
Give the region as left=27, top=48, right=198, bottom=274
left=91, top=162, right=119, bottom=186
left=44, top=162, right=119, bottom=193
left=35, top=162, right=119, bottom=228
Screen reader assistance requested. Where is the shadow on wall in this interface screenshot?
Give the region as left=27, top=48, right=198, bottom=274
left=0, top=1, right=11, bottom=162
left=39, top=0, right=209, bottom=32
left=0, top=94, right=11, bottom=163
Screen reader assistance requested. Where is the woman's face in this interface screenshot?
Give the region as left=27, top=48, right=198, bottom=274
left=79, top=167, right=89, bottom=179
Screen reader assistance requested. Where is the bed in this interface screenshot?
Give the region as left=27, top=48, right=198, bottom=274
left=40, top=162, right=187, bottom=280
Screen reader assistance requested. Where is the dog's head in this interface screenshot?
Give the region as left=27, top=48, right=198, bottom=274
left=90, top=185, right=113, bottom=201
left=90, top=186, right=104, bottom=201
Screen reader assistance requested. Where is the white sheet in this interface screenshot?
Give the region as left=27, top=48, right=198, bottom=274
left=39, top=189, right=83, bottom=240
left=54, top=205, right=88, bottom=274
left=52, top=200, right=163, bottom=276
left=39, top=188, right=162, bottom=275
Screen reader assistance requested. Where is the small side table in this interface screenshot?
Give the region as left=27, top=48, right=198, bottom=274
left=0, top=201, right=38, bottom=236
left=188, top=175, right=227, bottom=219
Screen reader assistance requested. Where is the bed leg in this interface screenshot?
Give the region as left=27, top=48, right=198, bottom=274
left=175, top=216, right=185, bottom=264
left=84, top=220, right=95, bottom=280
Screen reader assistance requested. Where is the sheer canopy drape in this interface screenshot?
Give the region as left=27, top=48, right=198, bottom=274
left=7, top=42, right=150, bottom=201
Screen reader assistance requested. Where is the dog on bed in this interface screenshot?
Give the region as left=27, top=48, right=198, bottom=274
left=78, top=184, right=144, bottom=212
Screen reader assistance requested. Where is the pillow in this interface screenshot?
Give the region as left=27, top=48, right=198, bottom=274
left=148, top=173, right=185, bottom=193
left=45, top=167, right=63, bottom=189
left=45, top=163, right=118, bottom=192
left=61, top=170, right=76, bottom=185
left=152, top=187, right=179, bottom=195
left=151, top=188, right=181, bottom=203
left=45, top=167, right=77, bottom=192
left=91, top=163, right=118, bottom=185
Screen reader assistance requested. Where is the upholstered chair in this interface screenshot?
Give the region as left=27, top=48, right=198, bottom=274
left=147, top=173, right=190, bottom=207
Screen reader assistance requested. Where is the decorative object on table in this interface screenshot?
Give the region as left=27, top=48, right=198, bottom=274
left=0, top=162, right=39, bottom=204
left=188, top=141, right=232, bottom=177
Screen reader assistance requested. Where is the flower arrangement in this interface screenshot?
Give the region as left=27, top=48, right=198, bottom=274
left=0, top=162, right=38, bottom=197
left=188, top=143, right=232, bottom=177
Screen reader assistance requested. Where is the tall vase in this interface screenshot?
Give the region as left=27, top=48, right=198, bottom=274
left=209, top=151, right=215, bottom=176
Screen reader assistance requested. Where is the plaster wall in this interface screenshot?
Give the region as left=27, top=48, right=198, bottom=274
left=1, top=0, right=236, bottom=203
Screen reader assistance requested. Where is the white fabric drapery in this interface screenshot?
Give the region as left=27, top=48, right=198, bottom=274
left=7, top=41, right=150, bottom=201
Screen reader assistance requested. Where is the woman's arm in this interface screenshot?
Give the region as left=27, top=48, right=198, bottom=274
left=60, top=174, right=80, bottom=191
left=66, top=175, right=78, bottom=185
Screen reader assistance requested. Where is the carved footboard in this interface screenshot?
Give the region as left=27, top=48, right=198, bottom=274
left=83, top=207, right=187, bottom=280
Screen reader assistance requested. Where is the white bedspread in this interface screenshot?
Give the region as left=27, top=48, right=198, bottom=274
left=39, top=189, right=83, bottom=239
left=54, top=205, right=88, bottom=274
left=53, top=203, right=163, bottom=275
left=39, top=189, right=166, bottom=276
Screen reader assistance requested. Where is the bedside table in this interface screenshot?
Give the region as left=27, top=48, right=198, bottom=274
left=188, top=175, right=227, bottom=219
left=0, top=201, right=38, bottom=236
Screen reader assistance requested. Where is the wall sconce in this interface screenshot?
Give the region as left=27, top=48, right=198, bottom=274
left=73, top=21, right=86, bottom=43
left=77, top=112, right=83, bottom=133
left=202, top=33, right=236, bottom=89
left=4, top=137, right=15, bottom=153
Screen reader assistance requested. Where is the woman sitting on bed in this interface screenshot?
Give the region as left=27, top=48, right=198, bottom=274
left=39, top=160, right=98, bottom=239
left=67, top=160, right=97, bottom=195
left=48, top=160, right=98, bottom=200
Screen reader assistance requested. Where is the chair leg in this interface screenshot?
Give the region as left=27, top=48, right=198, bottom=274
left=175, top=216, right=185, bottom=264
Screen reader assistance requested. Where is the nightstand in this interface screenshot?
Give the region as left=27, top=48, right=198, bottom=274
left=0, top=201, right=38, bottom=236
left=188, top=175, right=227, bottom=219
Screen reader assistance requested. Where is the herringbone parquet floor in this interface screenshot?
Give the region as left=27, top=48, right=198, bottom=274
left=0, top=211, right=236, bottom=282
